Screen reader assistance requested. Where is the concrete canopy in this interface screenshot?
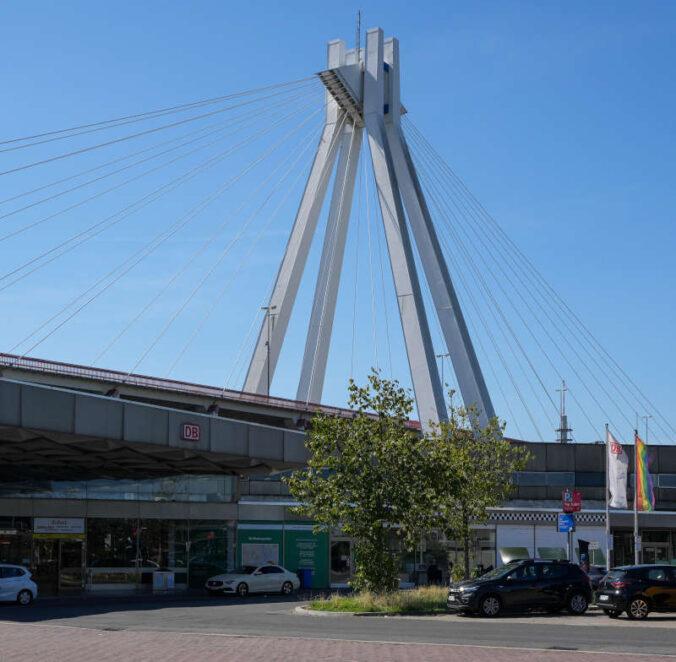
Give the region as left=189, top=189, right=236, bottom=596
left=0, top=379, right=309, bottom=482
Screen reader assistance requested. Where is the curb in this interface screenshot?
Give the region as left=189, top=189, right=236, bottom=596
left=294, top=606, right=399, bottom=617
left=294, top=606, right=443, bottom=617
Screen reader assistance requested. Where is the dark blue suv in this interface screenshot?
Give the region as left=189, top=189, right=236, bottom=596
left=447, top=559, right=592, bottom=617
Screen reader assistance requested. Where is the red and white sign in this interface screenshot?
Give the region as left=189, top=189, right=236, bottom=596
left=562, top=489, right=582, bottom=513
left=181, top=423, right=201, bottom=442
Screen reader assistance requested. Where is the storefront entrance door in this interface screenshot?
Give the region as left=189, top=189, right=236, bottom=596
left=330, top=539, right=352, bottom=587
left=33, top=539, right=59, bottom=596
left=33, top=539, right=84, bottom=596
left=59, top=540, right=84, bottom=593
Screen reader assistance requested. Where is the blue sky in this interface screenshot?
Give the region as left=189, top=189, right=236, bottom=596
left=0, top=1, right=674, bottom=444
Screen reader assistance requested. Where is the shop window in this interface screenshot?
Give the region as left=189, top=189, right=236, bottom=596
left=575, top=472, right=605, bottom=487
left=516, top=472, right=546, bottom=486
left=187, top=520, right=235, bottom=588
left=0, top=517, right=32, bottom=567
left=658, top=474, right=676, bottom=488
left=642, top=530, right=670, bottom=544
left=546, top=472, right=575, bottom=486
left=87, top=519, right=138, bottom=568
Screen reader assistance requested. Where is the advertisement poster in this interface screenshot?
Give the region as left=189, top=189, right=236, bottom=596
left=241, top=543, right=279, bottom=566
left=237, top=523, right=283, bottom=567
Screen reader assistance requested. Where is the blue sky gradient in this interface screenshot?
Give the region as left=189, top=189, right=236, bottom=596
left=0, top=1, right=674, bottom=444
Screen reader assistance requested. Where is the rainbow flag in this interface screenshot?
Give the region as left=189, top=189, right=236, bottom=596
left=635, top=433, right=655, bottom=511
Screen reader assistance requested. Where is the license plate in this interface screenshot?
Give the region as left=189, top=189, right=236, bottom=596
left=599, top=595, right=609, bottom=601
left=448, top=595, right=457, bottom=602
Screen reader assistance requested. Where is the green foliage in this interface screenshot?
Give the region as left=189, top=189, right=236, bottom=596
left=285, top=371, right=438, bottom=593
left=308, top=586, right=448, bottom=613
left=427, top=392, right=531, bottom=578
left=285, top=374, right=530, bottom=591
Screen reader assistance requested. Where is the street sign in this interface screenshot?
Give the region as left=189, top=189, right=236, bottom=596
left=557, top=513, right=575, bottom=533
left=589, top=540, right=600, bottom=551
left=562, top=489, right=582, bottom=513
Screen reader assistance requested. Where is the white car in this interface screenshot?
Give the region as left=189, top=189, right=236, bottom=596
left=205, top=564, right=300, bottom=597
left=0, top=564, right=38, bottom=605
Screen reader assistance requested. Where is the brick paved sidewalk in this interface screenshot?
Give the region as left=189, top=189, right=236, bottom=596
left=0, top=622, right=673, bottom=662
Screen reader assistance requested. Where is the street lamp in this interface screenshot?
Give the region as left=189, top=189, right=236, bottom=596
left=261, top=305, right=277, bottom=397
left=641, top=414, right=653, bottom=443
left=435, top=352, right=450, bottom=386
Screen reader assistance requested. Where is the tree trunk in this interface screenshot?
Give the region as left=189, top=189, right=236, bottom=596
left=462, top=506, right=470, bottom=579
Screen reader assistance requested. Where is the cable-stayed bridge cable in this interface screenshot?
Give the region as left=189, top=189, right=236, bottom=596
left=0, top=78, right=319, bottom=153
left=166, top=123, right=322, bottom=378
left=0, top=80, right=320, bottom=178
left=405, top=118, right=673, bottom=443
left=7, top=107, right=323, bottom=359
left=0, top=99, right=322, bottom=292
left=0, top=77, right=317, bottom=147
left=0, top=86, right=321, bottom=224
left=120, top=109, right=326, bottom=379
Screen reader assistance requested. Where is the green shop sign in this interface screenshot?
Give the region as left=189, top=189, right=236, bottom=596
left=236, top=522, right=328, bottom=588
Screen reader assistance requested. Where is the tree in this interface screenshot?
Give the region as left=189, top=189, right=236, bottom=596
left=426, top=394, right=530, bottom=579
left=284, top=372, right=441, bottom=593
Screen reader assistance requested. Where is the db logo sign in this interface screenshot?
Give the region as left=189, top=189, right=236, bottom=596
left=181, top=423, right=201, bottom=442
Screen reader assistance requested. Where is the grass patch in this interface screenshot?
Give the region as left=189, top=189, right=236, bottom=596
left=307, top=586, right=448, bottom=613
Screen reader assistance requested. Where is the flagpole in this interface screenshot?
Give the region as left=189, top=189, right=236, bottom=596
left=633, top=429, right=639, bottom=565
left=605, top=424, right=611, bottom=569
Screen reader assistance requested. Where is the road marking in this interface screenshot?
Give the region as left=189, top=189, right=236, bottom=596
left=0, top=621, right=675, bottom=658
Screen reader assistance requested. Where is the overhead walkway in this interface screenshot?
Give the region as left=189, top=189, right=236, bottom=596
left=0, top=377, right=309, bottom=482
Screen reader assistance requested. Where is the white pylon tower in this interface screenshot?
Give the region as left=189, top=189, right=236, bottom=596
left=244, top=27, right=495, bottom=431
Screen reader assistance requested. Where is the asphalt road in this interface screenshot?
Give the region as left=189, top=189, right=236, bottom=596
left=1, top=593, right=675, bottom=658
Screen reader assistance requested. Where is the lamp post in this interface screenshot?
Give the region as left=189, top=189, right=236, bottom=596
left=641, top=414, right=652, bottom=443
left=435, top=352, right=450, bottom=387
left=261, top=306, right=277, bottom=397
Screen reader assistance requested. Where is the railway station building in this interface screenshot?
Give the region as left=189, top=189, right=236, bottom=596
left=1, top=354, right=675, bottom=595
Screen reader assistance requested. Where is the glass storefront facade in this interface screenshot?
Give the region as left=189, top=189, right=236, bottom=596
left=0, top=475, right=236, bottom=503
left=0, top=473, right=239, bottom=595
left=0, top=516, right=236, bottom=596
left=613, top=529, right=676, bottom=567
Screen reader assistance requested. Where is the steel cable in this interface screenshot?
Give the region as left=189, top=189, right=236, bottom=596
left=8, top=106, right=323, bottom=361
left=0, top=86, right=321, bottom=225
left=0, top=77, right=319, bottom=153
left=0, top=80, right=320, bottom=178
left=0, top=98, right=323, bottom=291
left=0, top=76, right=317, bottom=147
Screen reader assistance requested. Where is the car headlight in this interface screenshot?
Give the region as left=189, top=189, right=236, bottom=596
left=223, top=580, right=234, bottom=585
left=461, top=586, right=478, bottom=593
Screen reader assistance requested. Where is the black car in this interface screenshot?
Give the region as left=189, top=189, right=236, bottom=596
left=594, top=564, right=676, bottom=620
left=447, top=559, right=592, bottom=617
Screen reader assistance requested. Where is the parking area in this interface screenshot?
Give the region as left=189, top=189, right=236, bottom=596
left=0, top=594, right=675, bottom=660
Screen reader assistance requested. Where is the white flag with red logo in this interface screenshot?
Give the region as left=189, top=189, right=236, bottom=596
left=607, top=429, right=628, bottom=508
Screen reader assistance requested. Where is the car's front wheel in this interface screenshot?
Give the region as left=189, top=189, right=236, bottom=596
left=567, top=592, right=588, bottom=615
left=16, top=590, right=33, bottom=606
left=603, top=609, right=621, bottom=619
left=478, top=594, right=502, bottom=618
left=627, top=597, right=649, bottom=620
left=281, top=581, right=294, bottom=595
left=236, top=582, right=249, bottom=598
